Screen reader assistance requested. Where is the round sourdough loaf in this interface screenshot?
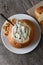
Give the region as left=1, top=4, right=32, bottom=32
left=8, top=19, right=36, bottom=48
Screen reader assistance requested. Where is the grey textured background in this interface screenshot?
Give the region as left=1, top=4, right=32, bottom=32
left=0, top=0, right=43, bottom=65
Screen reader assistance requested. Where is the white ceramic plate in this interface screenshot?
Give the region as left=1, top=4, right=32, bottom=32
left=1, top=14, right=41, bottom=54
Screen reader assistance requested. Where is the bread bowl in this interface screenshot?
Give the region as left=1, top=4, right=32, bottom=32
left=3, top=19, right=36, bottom=48
left=35, top=6, right=43, bottom=34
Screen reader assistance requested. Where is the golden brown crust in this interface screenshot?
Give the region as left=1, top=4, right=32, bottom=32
left=7, top=19, right=36, bottom=48
left=3, top=22, right=10, bottom=36
left=35, top=6, right=43, bottom=19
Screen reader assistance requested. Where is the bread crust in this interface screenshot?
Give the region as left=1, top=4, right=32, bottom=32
left=8, top=19, right=36, bottom=48
left=35, top=6, right=43, bottom=19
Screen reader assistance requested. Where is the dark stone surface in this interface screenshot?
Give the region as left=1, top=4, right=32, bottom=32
left=0, top=0, right=43, bottom=65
